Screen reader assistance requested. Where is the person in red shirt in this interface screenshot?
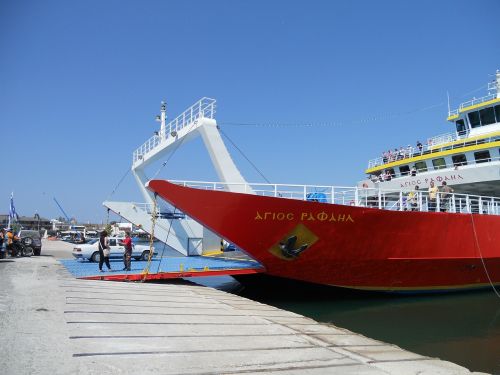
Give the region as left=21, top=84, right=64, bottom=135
left=122, top=232, right=133, bottom=271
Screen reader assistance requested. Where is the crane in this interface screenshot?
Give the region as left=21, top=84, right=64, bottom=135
left=53, top=197, right=71, bottom=224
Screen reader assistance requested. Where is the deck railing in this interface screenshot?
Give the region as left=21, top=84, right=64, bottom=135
left=133, top=98, right=216, bottom=164
left=168, top=180, right=500, bottom=216
left=372, top=155, right=500, bottom=181
left=367, top=132, right=500, bottom=169
left=448, top=92, right=497, bottom=117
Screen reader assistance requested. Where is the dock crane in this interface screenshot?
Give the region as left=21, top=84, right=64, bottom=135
left=52, top=197, right=87, bottom=241
left=53, top=197, right=73, bottom=226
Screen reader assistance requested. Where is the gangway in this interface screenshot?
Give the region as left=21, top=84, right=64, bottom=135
left=104, top=98, right=250, bottom=256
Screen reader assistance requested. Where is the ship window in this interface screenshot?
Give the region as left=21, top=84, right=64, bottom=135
left=455, top=119, right=467, bottom=136
left=399, top=165, right=410, bottom=176
left=452, top=154, right=467, bottom=166
left=414, top=161, right=428, bottom=173
left=479, top=107, right=496, bottom=126
left=432, top=158, right=447, bottom=170
left=495, top=105, right=500, bottom=122
left=386, top=168, right=395, bottom=178
left=474, top=150, right=491, bottom=163
left=468, top=111, right=481, bottom=128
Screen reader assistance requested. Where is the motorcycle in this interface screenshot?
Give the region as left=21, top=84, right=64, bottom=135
left=8, top=238, right=33, bottom=257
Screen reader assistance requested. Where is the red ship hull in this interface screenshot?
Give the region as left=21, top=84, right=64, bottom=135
left=148, top=180, right=500, bottom=292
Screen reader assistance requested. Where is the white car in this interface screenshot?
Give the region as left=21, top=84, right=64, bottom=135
left=72, top=237, right=157, bottom=262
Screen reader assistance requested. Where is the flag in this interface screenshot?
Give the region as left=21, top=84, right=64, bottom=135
left=8, top=192, right=17, bottom=228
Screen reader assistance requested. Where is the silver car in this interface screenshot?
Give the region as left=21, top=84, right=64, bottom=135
left=72, top=237, right=156, bottom=262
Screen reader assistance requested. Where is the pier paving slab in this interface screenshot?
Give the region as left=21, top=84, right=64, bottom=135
left=287, top=322, right=353, bottom=335
left=313, top=333, right=386, bottom=346
left=0, top=240, right=488, bottom=374
left=341, top=344, right=426, bottom=361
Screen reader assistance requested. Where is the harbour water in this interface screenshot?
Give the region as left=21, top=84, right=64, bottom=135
left=191, top=276, right=500, bottom=374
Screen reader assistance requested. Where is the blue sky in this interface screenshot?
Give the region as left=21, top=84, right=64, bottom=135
left=1, top=0, right=499, bottom=223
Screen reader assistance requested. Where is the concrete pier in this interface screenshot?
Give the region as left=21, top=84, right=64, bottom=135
left=0, top=240, right=487, bottom=374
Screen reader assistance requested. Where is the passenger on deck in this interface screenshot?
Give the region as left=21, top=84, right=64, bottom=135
left=417, top=141, right=423, bottom=153
left=440, top=181, right=454, bottom=212
left=382, top=151, right=388, bottom=164
left=428, top=181, right=438, bottom=212
left=408, top=186, right=419, bottom=211
left=406, top=145, right=412, bottom=158
left=389, top=149, right=395, bottom=162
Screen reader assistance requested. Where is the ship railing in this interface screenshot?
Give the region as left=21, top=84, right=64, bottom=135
left=367, top=132, right=459, bottom=169
left=356, top=188, right=500, bottom=215
left=168, top=180, right=500, bottom=216
left=427, top=131, right=458, bottom=146
left=367, top=131, right=500, bottom=169
left=372, top=154, right=500, bottom=181
left=133, top=98, right=216, bottom=164
left=448, top=90, right=497, bottom=117
left=459, top=93, right=496, bottom=112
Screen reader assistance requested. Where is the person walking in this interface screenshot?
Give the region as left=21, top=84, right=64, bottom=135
left=98, top=230, right=112, bottom=272
left=122, top=232, right=133, bottom=271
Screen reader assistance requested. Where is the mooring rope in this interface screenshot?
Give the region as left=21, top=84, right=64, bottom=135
left=155, top=207, right=178, bottom=274
left=141, top=194, right=158, bottom=281
left=470, top=213, right=500, bottom=299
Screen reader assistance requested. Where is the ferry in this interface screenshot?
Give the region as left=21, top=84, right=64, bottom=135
left=360, top=71, right=500, bottom=197
left=146, top=71, right=500, bottom=293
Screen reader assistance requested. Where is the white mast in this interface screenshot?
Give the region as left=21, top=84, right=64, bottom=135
left=159, top=101, right=166, bottom=138
left=131, top=98, right=248, bottom=204
left=105, top=98, right=249, bottom=256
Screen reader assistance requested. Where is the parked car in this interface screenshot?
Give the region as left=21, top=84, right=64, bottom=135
left=18, top=230, right=42, bottom=256
left=72, top=237, right=157, bottom=262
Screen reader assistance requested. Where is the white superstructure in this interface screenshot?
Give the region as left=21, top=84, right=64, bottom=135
left=104, top=98, right=249, bottom=255
left=360, top=70, right=500, bottom=197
